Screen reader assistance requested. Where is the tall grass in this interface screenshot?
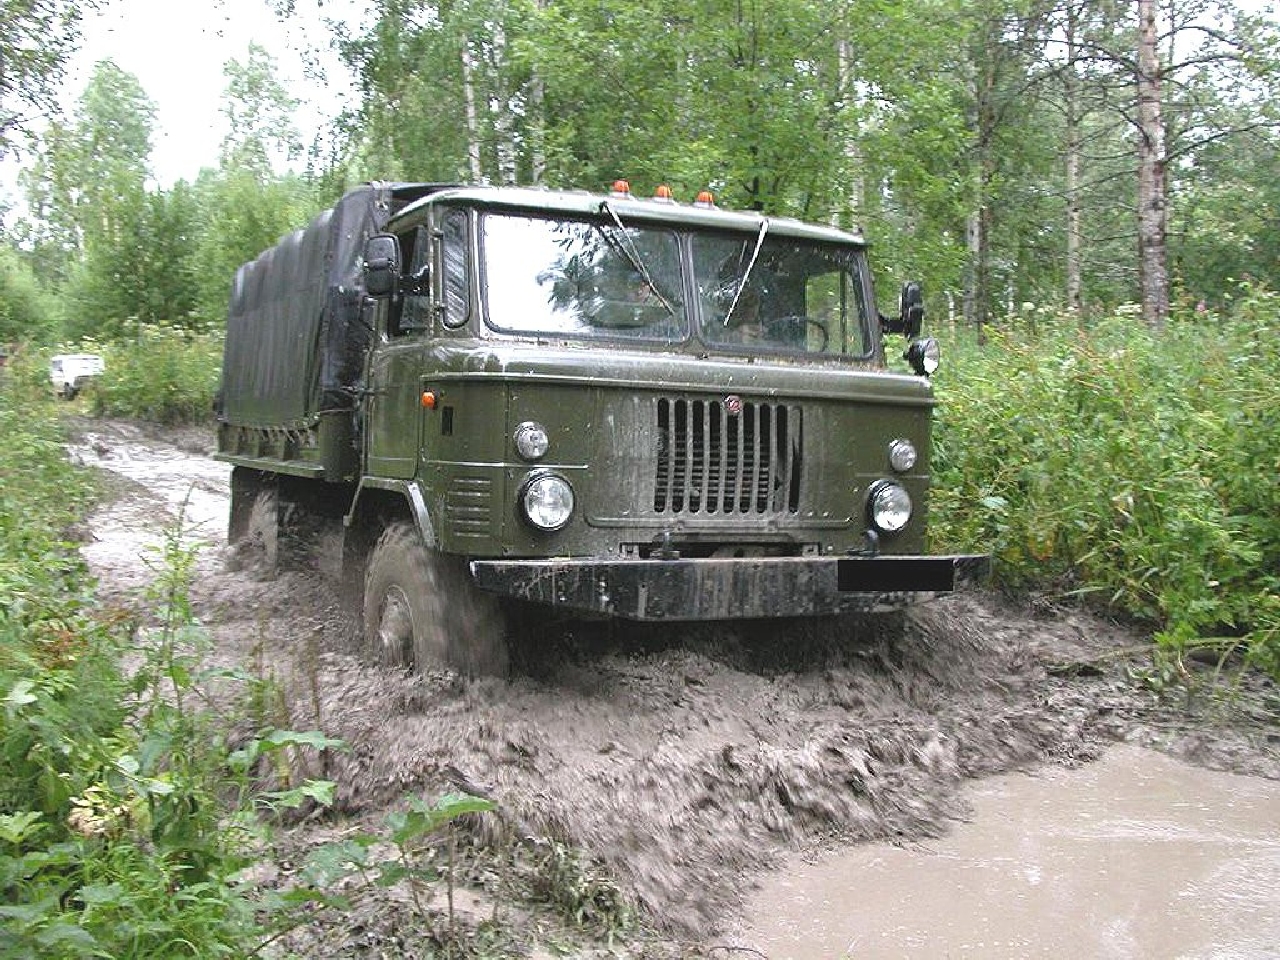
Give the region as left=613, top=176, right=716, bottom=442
left=930, top=288, right=1280, bottom=677
left=0, top=389, right=339, bottom=957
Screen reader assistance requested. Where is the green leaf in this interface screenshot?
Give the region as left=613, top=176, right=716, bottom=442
left=76, top=882, right=126, bottom=906
left=0, top=811, right=44, bottom=845
left=262, top=729, right=347, bottom=752
left=3, top=678, right=37, bottom=710
left=301, top=839, right=370, bottom=886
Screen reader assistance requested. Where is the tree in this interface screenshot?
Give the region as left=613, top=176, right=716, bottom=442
left=0, top=0, right=100, bottom=156
left=21, top=61, right=157, bottom=337
left=0, top=243, right=60, bottom=341
left=1078, top=0, right=1280, bottom=327
left=1136, top=0, right=1169, bottom=328
left=220, top=42, right=303, bottom=177
left=189, top=48, right=320, bottom=324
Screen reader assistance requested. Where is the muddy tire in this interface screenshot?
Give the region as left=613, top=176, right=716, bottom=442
left=362, top=522, right=508, bottom=677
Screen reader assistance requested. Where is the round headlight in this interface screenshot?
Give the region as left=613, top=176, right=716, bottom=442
left=905, top=337, right=941, bottom=376
left=514, top=421, right=550, bottom=461
left=867, top=480, right=912, bottom=534
left=521, top=473, right=575, bottom=531
left=888, top=438, right=918, bottom=473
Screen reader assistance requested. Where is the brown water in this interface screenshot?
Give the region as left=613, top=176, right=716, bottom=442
left=738, top=745, right=1280, bottom=959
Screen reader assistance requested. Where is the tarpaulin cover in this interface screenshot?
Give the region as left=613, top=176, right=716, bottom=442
left=219, top=183, right=438, bottom=426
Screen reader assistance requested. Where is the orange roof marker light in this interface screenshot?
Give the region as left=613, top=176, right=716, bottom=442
left=421, top=390, right=437, bottom=410
left=694, top=190, right=717, bottom=209
left=653, top=184, right=677, bottom=204
left=610, top=179, right=633, bottom=198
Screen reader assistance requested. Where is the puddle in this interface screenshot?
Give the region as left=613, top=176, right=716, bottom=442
left=737, top=744, right=1280, bottom=958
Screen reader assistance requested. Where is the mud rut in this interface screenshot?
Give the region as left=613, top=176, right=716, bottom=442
left=72, top=420, right=1279, bottom=945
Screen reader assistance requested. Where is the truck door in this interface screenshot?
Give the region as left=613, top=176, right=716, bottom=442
left=365, top=225, right=431, bottom=479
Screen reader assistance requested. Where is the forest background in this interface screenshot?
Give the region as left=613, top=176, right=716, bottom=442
left=3, top=0, right=1280, bottom=340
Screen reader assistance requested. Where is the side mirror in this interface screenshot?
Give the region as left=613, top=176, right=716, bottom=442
left=898, top=281, right=924, bottom=339
left=364, top=234, right=401, bottom=299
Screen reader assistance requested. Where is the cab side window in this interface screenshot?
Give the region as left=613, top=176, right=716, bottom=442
left=441, top=209, right=470, bottom=328
left=401, top=226, right=432, bottom=332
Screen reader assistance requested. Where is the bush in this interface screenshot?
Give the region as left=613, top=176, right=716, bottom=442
left=931, top=289, right=1280, bottom=677
left=90, top=322, right=223, bottom=424
left=0, top=387, right=342, bottom=957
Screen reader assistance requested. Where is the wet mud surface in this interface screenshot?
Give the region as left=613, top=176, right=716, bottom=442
left=71, top=419, right=1279, bottom=954
left=739, top=745, right=1280, bottom=958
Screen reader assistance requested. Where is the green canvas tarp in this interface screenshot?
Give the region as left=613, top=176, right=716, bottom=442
left=219, top=182, right=439, bottom=427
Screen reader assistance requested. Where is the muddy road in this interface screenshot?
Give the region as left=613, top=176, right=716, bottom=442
left=72, top=420, right=1279, bottom=955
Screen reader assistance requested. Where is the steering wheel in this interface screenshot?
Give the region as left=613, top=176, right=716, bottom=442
left=764, top=315, right=829, bottom=351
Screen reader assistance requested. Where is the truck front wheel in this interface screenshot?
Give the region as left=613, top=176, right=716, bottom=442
left=362, top=522, right=508, bottom=677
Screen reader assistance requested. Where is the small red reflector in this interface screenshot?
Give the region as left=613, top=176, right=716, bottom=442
left=421, top=391, right=437, bottom=409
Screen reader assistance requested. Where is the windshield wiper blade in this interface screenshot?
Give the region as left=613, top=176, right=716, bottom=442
left=598, top=200, right=677, bottom=317
left=722, top=218, right=770, bottom=326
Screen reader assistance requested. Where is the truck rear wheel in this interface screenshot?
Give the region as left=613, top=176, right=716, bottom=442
left=362, top=522, right=508, bottom=677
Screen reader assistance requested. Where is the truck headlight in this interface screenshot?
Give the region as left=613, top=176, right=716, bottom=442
left=867, top=480, right=912, bottom=534
left=888, top=438, right=917, bottom=472
left=905, top=337, right=940, bottom=376
left=514, top=421, right=550, bottom=461
left=520, top=473, right=575, bottom=531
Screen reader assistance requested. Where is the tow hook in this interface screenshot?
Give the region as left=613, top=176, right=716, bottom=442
left=655, top=530, right=681, bottom=560
left=848, top=529, right=881, bottom=558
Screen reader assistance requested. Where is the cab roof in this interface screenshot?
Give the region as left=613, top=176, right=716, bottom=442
left=390, top=184, right=867, bottom=247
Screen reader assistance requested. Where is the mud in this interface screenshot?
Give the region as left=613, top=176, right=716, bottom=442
left=69, top=419, right=1280, bottom=950
left=738, top=745, right=1280, bottom=958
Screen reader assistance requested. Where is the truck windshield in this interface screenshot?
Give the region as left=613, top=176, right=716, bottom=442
left=693, top=233, right=874, bottom=357
left=482, top=214, right=687, bottom=340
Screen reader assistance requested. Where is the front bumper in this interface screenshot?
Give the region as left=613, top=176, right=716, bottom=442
left=470, top=554, right=990, bottom=621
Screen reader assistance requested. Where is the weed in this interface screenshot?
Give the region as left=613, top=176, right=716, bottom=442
left=932, top=289, right=1280, bottom=680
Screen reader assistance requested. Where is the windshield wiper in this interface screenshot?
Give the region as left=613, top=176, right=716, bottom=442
left=598, top=200, right=677, bottom=317
left=722, top=218, right=771, bottom=326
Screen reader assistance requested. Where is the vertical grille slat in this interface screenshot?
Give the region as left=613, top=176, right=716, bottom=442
left=700, top=400, right=713, bottom=512
left=653, top=397, right=801, bottom=516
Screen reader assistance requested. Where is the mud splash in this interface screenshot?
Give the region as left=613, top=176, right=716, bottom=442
left=72, top=419, right=1280, bottom=944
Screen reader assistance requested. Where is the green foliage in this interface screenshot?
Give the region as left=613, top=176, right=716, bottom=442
left=88, top=323, right=223, bottom=424
left=0, top=394, right=346, bottom=956
left=189, top=168, right=320, bottom=326
left=0, top=247, right=61, bottom=343
left=0, top=0, right=97, bottom=156
left=296, top=791, right=501, bottom=946
left=931, top=288, right=1280, bottom=676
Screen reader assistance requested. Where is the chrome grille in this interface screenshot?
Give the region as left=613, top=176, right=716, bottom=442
left=653, top=397, right=802, bottom=515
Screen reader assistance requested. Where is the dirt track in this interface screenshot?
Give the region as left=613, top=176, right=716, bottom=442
left=72, top=419, right=1280, bottom=953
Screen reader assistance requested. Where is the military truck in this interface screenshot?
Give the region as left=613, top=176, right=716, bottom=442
left=216, top=181, right=988, bottom=675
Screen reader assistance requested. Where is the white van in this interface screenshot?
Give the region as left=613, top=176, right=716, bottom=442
left=49, top=353, right=105, bottom=399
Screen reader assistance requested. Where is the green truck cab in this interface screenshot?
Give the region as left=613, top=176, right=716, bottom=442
left=215, top=181, right=988, bottom=674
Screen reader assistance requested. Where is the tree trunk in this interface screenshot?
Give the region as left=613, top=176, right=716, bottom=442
left=965, top=205, right=990, bottom=344
left=1064, top=5, right=1083, bottom=316
left=835, top=37, right=864, bottom=229
left=528, top=0, right=548, bottom=185
left=461, top=41, right=484, bottom=183
left=1136, top=0, right=1168, bottom=330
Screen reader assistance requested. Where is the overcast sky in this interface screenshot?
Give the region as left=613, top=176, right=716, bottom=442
left=1, top=0, right=356, bottom=210
left=74, top=0, right=357, bottom=184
